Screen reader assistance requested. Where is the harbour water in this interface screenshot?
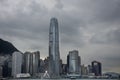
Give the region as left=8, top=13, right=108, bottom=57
left=8, top=79, right=120, bottom=80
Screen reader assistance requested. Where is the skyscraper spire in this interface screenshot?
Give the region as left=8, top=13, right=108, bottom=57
left=49, top=17, right=60, bottom=78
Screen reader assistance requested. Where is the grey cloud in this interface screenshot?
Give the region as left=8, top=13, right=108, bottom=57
left=63, top=0, right=120, bottom=23
left=55, top=0, right=64, bottom=9
left=90, top=0, right=120, bottom=23
left=60, top=18, right=85, bottom=47
left=90, top=28, right=120, bottom=44
left=102, top=54, right=120, bottom=72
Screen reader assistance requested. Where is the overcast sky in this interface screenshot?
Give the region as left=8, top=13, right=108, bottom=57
left=0, top=0, right=120, bottom=73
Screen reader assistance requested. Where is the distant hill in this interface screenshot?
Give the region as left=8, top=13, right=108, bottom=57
left=0, top=38, right=19, bottom=55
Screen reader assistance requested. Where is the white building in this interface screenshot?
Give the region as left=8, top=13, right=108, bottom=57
left=16, top=73, right=30, bottom=78
left=12, top=51, right=23, bottom=78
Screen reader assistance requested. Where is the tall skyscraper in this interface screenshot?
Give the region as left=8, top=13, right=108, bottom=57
left=68, top=50, right=80, bottom=74
left=12, top=51, right=23, bottom=78
left=92, top=61, right=102, bottom=76
left=49, top=18, right=60, bottom=77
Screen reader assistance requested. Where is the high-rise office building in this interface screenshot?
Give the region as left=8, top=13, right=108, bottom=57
left=2, top=55, right=12, bottom=77
left=39, top=59, right=45, bottom=73
left=67, top=54, right=69, bottom=73
left=24, top=52, right=31, bottom=73
left=0, top=65, right=3, bottom=77
left=78, top=56, right=81, bottom=74
left=68, top=50, right=80, bottom=74
left=61, top=64, right=67, bottom=74
left=88, top=65, right=92, bottom=73
left=12, top=51, right=23, bottom=78
left=59, top=59, right=63, bottom=75
left=43, top=57, right=49, bottom=73
left=92, top=61, right=102, bottom=76
left=49, top=18, right=60, bottom=77
left=81, top=64, right=88, bottom=75
left=24, top=51, right=40, bottom=76
left=32, top=51, right=40, bottom=75
left=88, top=65, right=93, bottom=75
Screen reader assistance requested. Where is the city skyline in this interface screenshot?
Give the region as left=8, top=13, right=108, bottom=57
left=0, top=0, right=120, bottom=73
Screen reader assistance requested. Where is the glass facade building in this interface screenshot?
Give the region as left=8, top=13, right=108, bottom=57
left=49, top=18, right=60, bottom=78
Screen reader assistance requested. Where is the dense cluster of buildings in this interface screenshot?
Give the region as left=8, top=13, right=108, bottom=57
left=0, top=50, right=102, bottom=78
left=0, top=18, right=119, bottom=79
